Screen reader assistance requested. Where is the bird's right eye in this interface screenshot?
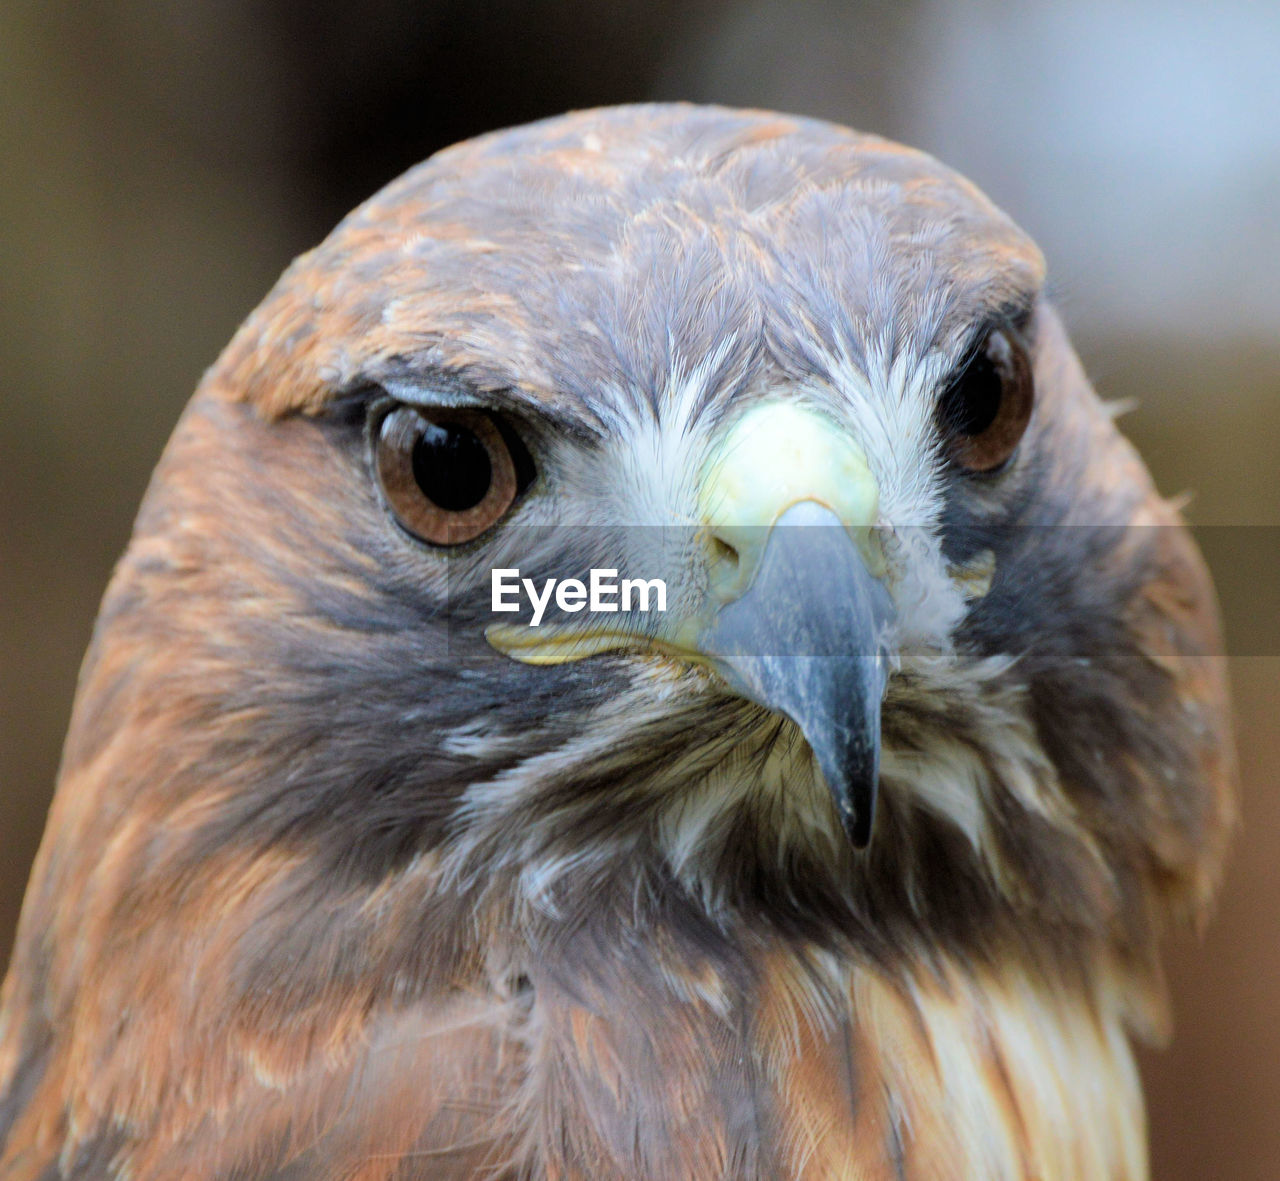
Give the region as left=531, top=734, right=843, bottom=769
left=937, top=324, right=1035, bottom=473
left=374, top=405, right=531, bottom=546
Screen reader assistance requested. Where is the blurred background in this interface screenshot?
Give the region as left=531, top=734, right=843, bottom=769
left=1, top=2, right=1277, bottom=1176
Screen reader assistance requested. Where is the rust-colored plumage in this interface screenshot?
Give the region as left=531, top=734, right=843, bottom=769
left=0, top=105, right=1233, bottom=1179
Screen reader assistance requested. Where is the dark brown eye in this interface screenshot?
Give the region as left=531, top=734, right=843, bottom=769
left=938, top=325, right=1034, bottom=473
left=375, top=406, right=528, bottom=545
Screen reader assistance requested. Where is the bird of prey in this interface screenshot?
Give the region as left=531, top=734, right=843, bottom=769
left=0, top=104, right=1234, bottom=1180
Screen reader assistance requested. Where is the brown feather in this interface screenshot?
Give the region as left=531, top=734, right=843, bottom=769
left=0, top=104, right=1233, bottom=1179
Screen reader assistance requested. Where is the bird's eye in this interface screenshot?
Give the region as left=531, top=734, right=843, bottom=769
left=375, top=405, right=531, bottom=545
left=938, top=325, right=1034, bottom=473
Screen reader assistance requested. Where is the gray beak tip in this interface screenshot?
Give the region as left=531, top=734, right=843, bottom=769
left=821, top=742, right=879, bottom=850
left=805, top=660, right=883, bottom=850
left=841, top=799, right=875, bottom=850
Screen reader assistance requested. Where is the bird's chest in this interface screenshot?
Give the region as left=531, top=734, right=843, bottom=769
left=506, top=950, right=1148, bottom=1181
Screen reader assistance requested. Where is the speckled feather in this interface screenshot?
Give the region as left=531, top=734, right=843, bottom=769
left=0, top=105, right=1233, bottom=1179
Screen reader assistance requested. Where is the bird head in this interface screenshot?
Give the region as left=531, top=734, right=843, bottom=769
left=33, top=107, right=1233, bottom=995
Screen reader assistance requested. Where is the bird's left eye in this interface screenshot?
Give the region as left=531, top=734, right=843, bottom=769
left=374, top=405, right=530, bottom=545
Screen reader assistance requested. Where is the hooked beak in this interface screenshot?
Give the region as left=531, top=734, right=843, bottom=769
left=486, top=400, right=896, bottom=849
left=697, top=500, right=894, bottom=848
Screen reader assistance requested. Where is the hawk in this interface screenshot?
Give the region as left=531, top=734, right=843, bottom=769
left=0, top=104, right=1234, bottom=1179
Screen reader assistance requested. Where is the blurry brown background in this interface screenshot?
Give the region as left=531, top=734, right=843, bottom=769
left=2, top=3, right=1277, bottom=1177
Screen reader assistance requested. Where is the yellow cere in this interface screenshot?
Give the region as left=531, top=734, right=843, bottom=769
left=485, top=624, right=636, bottom=665
left=698, top=400, right=883, bottom=600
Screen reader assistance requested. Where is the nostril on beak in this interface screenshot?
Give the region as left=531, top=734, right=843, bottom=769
left=710, top=534, right=740, bottom=573
left=706, top=529, right=744, bottom=600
